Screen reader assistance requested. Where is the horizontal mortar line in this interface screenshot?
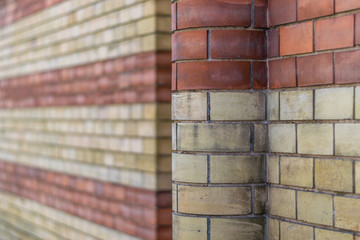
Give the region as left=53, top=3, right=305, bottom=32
left=172, top=151, right=267, bottom=155
left=173, top=120, right=268, bottom=124
left=173, top=120, right=360, bottom=124
left=173, top=58, right=267, bottom=63
left=269, top=153, right=360, bottom=161
left=173, top=182, right=266, bottom=187
left=268, top=120, right=360, bottom=124
left=173, top=89, right=268, bottom=93
left=271, top=83, right=360, bottom=91
left=172, top=26, right=267, bottom=33
left=268, top=215, right=360, bottom=235
left=172, top=212, right=266, bottom=219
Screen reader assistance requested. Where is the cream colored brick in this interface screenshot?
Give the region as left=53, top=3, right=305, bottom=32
left=268, top=156, right=279, bottom=184
left=267, top=91, right=279, bottom=120
left=356, top=87, right=360, bottom=119
left=335, top=124, right=360, bottom=156
left=210, top=155, right=265, bottom=183
left=298, top=124, right=333, bottom=155
left=315, top=87, right=354, bottom=120
left=210, top=92, right=266, bottom=120
left=266, top=218, right=279, bottom=240
left=281, top=157, right=313, bottom=188
left=172, top=214, right=207, bottom=240
left=254, top=187, right=266, bottom=214
left=297, top=191, right=333, bottom=225
left=177, top=185, right=251, bottom=215
left=172, top=123, right=177, bottom=150
left=315, top=229, right=353, bottom=240
left=315, top=159, right=353, bottom=192
left=172, top=184, right=177, bottom=211
left=280, top=90, right=313, bottom=120
left=156, top=0, right=172, bottom=14
left=172, top=153, right=207, bottom=183
left=280, top=222, right=313, bottom=240
left=137, top=17, right=156, bottom=35
left=268, top=187, right=296, bottom=218
left=254, top=124, right=267, bottom=152
left=356, top=162, right=360, bottom=194
left=334, top=196, right=360, bottom=231
left=211, top=218, right=264, bottom=240
left=172, top=92, right=207, bottom=120
left=177, top=123, right=251, bottom=152
left=269, top=124, right=296, bottom=153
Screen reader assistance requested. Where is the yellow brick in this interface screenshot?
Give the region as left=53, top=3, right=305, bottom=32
left=172, top=184, right=177, bottom=211
left=315, top=229, right=353, bottom=240
left=156, top=0, right=171, bottom=14
left=266, top=218, right=279, bottom=240
left=254, top=124, right=267, bottom=152
left=172, top=92, right=207, bottom=120
left=177, top=123, right=251, bottom=152
left=280, top=157, right=313, bottom=188
left=172, top=214, right=207, bottom=240
left=335, top=124, right=360, bottom=156
left=280, top=222, right=313, bottom=240
left=157, top=16, right=172, bottom=32
left=269, top=124, right=296, bottom=153
left=356, top=86, right=360, bottom=119
left=254, top=187, right=266, bottom=214
left=172, top=153, right=207, bottom=183
left=157, top=34, right=171, bottom=50
left=211, top=218, right=264, bottom=240
left=315, top=87, right=353, bottom=120
left=297, top=191, right=333, bottom=225
left=210, top=155, right=265, bottom=183
left=315, top=159, right=353, bottom=192
left=210, top=92, right=266, bottom=120
left=356, top=162, right=360, bottom=194
left=268, top=91, right=279, bottom=120
left=268, top=156, right=279, bottom=184
left=172, top=123, right=177, bottom=150
left=334, top=196, right=360, bottom=231
left=268, top=187, right=296, bottom=218
left=177, top=186, right=251, bottom=215
left=298, top=124, right=333, bottom=155
left=280, top=90, right=313, bottom=120
left=137, top=17, right=156, bottom=35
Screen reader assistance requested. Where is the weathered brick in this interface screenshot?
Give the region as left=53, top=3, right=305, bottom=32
left=356, top=87, right=360, bottom=119
left=335, top=124, right=360, bottom=156
left=268, top=187, right=296, bottom=218
left=172, top=214, right=207, bottom=240
left=172, top=184, right=177, bottom=211
left=298, top=124, right=333, bottom=155
left=253, top=62, right=268, bottom=89
left=172, top=92, right=207, bottom=120
left=254, top=124, right=267, bottom=152
left=356, top=162, right=360, bottom=194
left=268, top=156, right=279, bottom=184
left=172, top=30, right=207, bottom=61
left=334, top=196, right=360, bottom=231
left=269, top=58, right=296, bottom=89
left=269, top=124, right=296, bottom=153
left=315, top=229, right=353, bottom=240
left=254, top=186, right=266, bottom=214
left=267, top=91, right=279, bottom=120
left=266, top=218, right=279, bottom=240
left=335, top=50, right=360, bottom=84
left=281, top=157, right=313, bottom=188
left=298, top=0, right=334, bottom=20
left=335, top=0, right=360, bottom=12
left=280, top=222, right=313, bottom=240
left=171, top=3, right=177, bottom=31
left=280, top=90, right=313, bottom=120
left=280, top=22, right=313, bottom=56
left=268, top=0, right=297, bottom=26
left=315, top=15, right=354, bottom=51
left=267, top=28, right=280, bottom=58
left=177, top=186, right=251, bottom=215
left=172, top=153, right=207, bottom=183
left=254, top=0, right=267, bottom=28
left=356, top=13, right=360, bottom=45
left=211, top=218, right=264, bottom=240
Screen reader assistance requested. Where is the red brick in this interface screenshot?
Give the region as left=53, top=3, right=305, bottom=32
left=177, top=0, right=251, bottom=29
left=172, top=63, right=177, bottom=90
left=315, top=15, right=354, bottom=51
left=335, top=0, right=360, bottom=12
left=253, top=62, right=268, bottom=89
left=269, top=58, right=296, bottom=89
left=172, top=30, right=207, bottom=61
left=171, top=3, right=176, bottom=31
left=356, top=13, right=360, bottom=45
left=280, top=21, right=313, bottom=56
left=335, top=50, right=360, bottom=84
left=267, top=28, right=280, bottom=58
left=269, top=0, right=296, bottom=26
left=297, top=53, right=333, bottom=86
left=298, top=0, right=334, bottom=20
left=211, top=30, right=266, bottom=59
left=254, top=0, right=267, bottom=28
left=177, top=61, right=251, bottom=90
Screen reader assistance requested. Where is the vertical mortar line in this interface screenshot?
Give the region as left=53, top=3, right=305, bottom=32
left=295, top=57, right=298, bottom=87
left=250, top=124, right=255, bottom=153
left=353, top=86, right=356, bottom=120
left=207, top=92, right=210, bottom=122
left=207, top=155, right=211, bottom=184
left=332, top=195, right=335, bottom=227
left=295, top=0, right=298, bottom=21
left=295, top=123, right=298, bottom=154
left=313, top=158, right=315, bottom=189
left=207, top=30, right=211, bottom=60
left=295, top=190, right=298, bottom=220
left=278, top=91, right=281, bottom=120
left=207, top=217, right=211, bottom=240
left=278, top=156, right=281, bottom=184
left=313, top=89, right=315, bottom=120
left=333, top=123, right=335, bottom=156
left=251, top=61, right=254, bottom=90
left=353, top=160, right=356, bottom=193
left=175, top=2, right=178, bottom=30
left=313, top=227, right=315, bottom=240
left=176, top=183, right=179, bottom=212
left=176, top=123, right=179, bottom=151
left=251, top=0, right=255, bottom=28
left=264, top=216, right=268, bottom=240
left=176, top=63, right=178, bottom=90
left=313, top=20, right=316, bottom=52
left=251, top=185, right=254, bottom=215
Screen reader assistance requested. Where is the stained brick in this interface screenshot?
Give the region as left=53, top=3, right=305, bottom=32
left=211, top=218, right=265, bottom=239
left=335, top=50, right=360, bottom=84
left=254, top=0, right=267, bottom=28
left=268, top=0, right=297, bottom=26
left=297, top=53, right=333, bottom=86
left=253, top=62, right=268, bottom=89
left=211, top=30, right=266, bottom=59
left=172, top=30, right=207, bottom=61
left=268, top=187, right=296, bottom=218
left=269, top=58, right=296, bottom=89
left=280, top=222, right=313, bottom=240
left=335, top=0, right=360, bottom=12
left=177, top=0, right=251, bottom=29
left=280, top=22, right=313, bottom=55
left=315, top=15, right=354, bottom=51
left=298, top=0, right=334, bottom=20
left=267, top=28, right=280, bottom=58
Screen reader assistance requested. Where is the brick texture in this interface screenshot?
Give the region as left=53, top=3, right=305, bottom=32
left=172, top=31, right=207, bottom=61
left=269, top=58, right=296, bottom=89
left=268, top=0, right=297, bottom=26
left=335, top=50, right=360, bottom=84
left=335, top=0, right=360, bottom=12
left=297, top=0, right=334, bottom=20
left=280, top=22, right=313, bottom=55
left=297, top=53, right=333, bottom=86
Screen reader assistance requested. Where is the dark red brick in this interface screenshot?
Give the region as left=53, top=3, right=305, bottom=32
left=269, top=0, right=296, bottom=26
left=172, top=63, right=177, bottom=90
left=172, top=30, right=207, bottom=61
left=335, top=50, right=360, bottom=84
left=315, top=15, right=354, bottom=51
left=280, top=21, right=313, bottom=56
left=171, top=3, right=177, bottom=31
left=269, top=58, right=296, bottom=89
left=254, top=0, right=267, bottom=28
left=177, top=61, right=251, bottom=90
left=177, top=0, right=251, bottom=29
left=267, top=28, right=280, bottom=58
left=298, top=0, right=334, bottom=20
left=211, top=30, right=266, bottom=59
left=253, top=62, right=268, bottom=89
left=297, top=53, right=333, bottom=86
left=335, top=0, right=360, bottom=12
left=356, top=13, right=360, bottom=45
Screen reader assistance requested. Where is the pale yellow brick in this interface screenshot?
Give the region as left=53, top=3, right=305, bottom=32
left=177, top=186, right=251, bottom=215
left=280, top=157, right=313, bottom=188
left=356, top=86, right=360, bottom=119
left=210, top=155, right=265, bottom=183
left=334, top=196, right=360, bottom=231
left=297, top=191, right=333, bottom=225
left=156, top=0, right=172, bottom=14
left=137, top=17, right=156, bottom=35
left=211, top=218, right=264, bottom=240
left=172, top=92, right=207, bottom=120
left=266, top=218, right=279, bottom=240
left=269, top=124, right=296, bottom=153
left=254, top=124, right=267, bottom=152
left=172, top=214, right=207, bottom=240
left=254, top=187, right=266, bottom=214
left=315, top=87, right=354, bottom=120
left=172, top=153, right=207, bottom=183
left=335, top=124, right=360, bottom=156
left=142, top=34, right=156, bottom=51
left=172, top=184, right=177, bottom=211
left=315, top=159, right=353, bottom=192
left=210, top=92, right=266, bottom=120
left=268, top=156, right=279, bottom=184
left=356, top=162, right=360, bottom=194
left=172, top=123, right=177, bottom=150
left=268, top=91, right=279, bottom=120
left=157, top=16, right=172, bottom=32
left=298, top=124, right=333, bottom=155
left=268, top=187, right=296, bottom=218
left=280, top=90, right=313, bottom=120
left=315, top=229, right=353, bottom=240
left=177, top=123, right=251, bottom=152
left=280, top=222, right=313, bottom=240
